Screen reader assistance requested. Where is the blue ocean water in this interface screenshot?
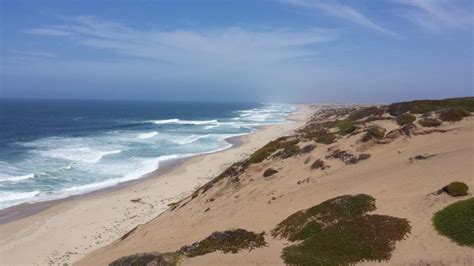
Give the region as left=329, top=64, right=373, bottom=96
left=0, top=99, right=295, bottom=209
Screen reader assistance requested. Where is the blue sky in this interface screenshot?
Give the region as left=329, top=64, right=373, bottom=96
left=1, top=0, right=473, bottom=103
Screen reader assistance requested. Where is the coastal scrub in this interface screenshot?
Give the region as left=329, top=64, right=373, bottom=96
left=433, top=198, right=474, bottom=246
left=397, top=113, right=416, bottom=126
left=272, top=194, right=411, bottom=265
left=178, top=229, right=267, bottom=257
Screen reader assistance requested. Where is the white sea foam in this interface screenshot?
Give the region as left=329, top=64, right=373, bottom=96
left=0, top=190, right=40, bottom=202
left=0, top=174, right=35, bottom=182
left=137, top=131, right=158, bottom=139
left=173, top=134, right=210, bottom=145
left=53, top=154, right=189, bottom=197
left=150, top=119, right=219, bottom=125
left=40, top=148, right=122, bottom=164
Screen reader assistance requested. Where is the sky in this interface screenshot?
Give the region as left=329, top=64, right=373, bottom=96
left=0, top=0, right=473, bottom=103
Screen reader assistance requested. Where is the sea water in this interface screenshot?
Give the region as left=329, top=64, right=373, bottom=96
left=0, top=99, right=295, bottom=209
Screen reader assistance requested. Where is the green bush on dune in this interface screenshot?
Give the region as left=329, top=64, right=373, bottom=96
left=439, top=107, right=470, bottom=122
left=433, top=197, right=474, bottom=247
left=109, top=252, right=182, bottom=266
left=446, top=181, right=469, bottom=197
left=335, top=120, right=357, bottom=135
left=249, top=137, right=299, bottom=164
left=178, top=229, right=267, bottom=257
left=397, top=113, right=416, bottom=126
left=272, top=194, right=411, bottom=265
left=387, top=97, right=474, bottom=116
left=361, top=126, right=386, bottom=142
left=419, top=117, right=442, bottom=127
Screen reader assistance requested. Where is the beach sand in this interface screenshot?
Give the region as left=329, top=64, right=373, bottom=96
left=0, top=105, right=314, bottom=265
left=78, top=108, right=474, bottom=266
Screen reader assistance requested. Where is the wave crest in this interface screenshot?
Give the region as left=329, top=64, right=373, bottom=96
left=150, top=119, right=219, bottom=125
left=0, top=174, right=35, bottom=182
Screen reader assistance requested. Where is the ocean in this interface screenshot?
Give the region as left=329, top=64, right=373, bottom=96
left=0, top=99, right=295, bottom=209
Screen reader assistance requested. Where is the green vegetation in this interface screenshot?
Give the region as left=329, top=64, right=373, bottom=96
left=278, top=143, right=301, bottom=159
left=263, top=168, right=278, bottom=177
left=249, top=137, right=299, bottom=164
left=388, top=97, right=474, bottom=116
left=439, top=107, right=470, bottom=122
left=109, top=252, right=182, bottom=266
left=335, top=120, right=357, bottom=135
left=347, top=107, right=385, bottom=121
left=272, top=194, right=377, bottom=241
left=361, top=126, right=386, bottom=142
left=272, top=194, right=410, bottom=265
left=419, top=117, right=442, bottom=127
left=433, top=198, right=474, bottom=246
left=303, top=128, right=336, bottom=144
left=281, top=215, right=411, bottom=265
left=446, top=181, right=469, bottom=197
left=178, top=229, right=267, bottom=257
left=397, top=113, right=416, bottom=126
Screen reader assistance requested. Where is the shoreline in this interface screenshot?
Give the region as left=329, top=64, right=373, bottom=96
left=0, top=104, right=314, bottom=265
left=0, top=135, right=242, bottom=225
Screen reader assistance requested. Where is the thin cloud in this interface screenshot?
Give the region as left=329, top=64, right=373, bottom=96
left=23, top=17, right=336, bottom=65
left=16, top=16, right=338, bottom=98
left=278, top=0, right=399, bottom=37
left=24, top=28, right=72, bottom=36
left=11, top=50, right=56, bottom=58
left=395, top=0, right=473, bottom=31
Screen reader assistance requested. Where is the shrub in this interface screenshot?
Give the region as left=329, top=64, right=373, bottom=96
left=300, top=144, right=316, bottom=154
left=439, top=107, right=470, bottom=122
left=272, top=194, right=377, bottom=241
left=347, top=107, right=385, bottom=121
left=272, top=194, right=411, bottom=265
left=263, top=168, right=278, bottom=177
left=446, top=181, right=469, bottom=197
left=249, top=137, right=299, bottom=164
left=336, top=121, right=357, bottom=135
left=361, top=126, right=386, bottom=142
left=433, top=198, right=474, bottom=246
left=281, top=215, right=411, bottom=265
left=304, top=128, right=336, bottom=144
left=278, top=144, right=300, bottom=159
left=388, top=97, right=474, bottom=116
left=419, top=117, right=442, bottom=127
left=109, top=252, right=182, bottom=266
left=178, top=229, right=267, bottom=257
left=397, top=113, right=416, bottom=126
left=310, top=159, right=325, bottom=170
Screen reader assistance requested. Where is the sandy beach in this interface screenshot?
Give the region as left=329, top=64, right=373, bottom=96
left=0, top=105, right=314, bottom=265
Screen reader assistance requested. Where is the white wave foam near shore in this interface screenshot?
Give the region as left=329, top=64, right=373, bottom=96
left=0, top=174, right=35, bottom=182
left=150, top=119, right=219, bottom=125
left=137, top=131, right=158, bottom=139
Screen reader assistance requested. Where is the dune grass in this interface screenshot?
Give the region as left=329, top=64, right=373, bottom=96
left=433, top=198, right=474, bottom=246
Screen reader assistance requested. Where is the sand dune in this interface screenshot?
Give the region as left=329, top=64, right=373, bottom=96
left=78, top=103, right=474, bottom=265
